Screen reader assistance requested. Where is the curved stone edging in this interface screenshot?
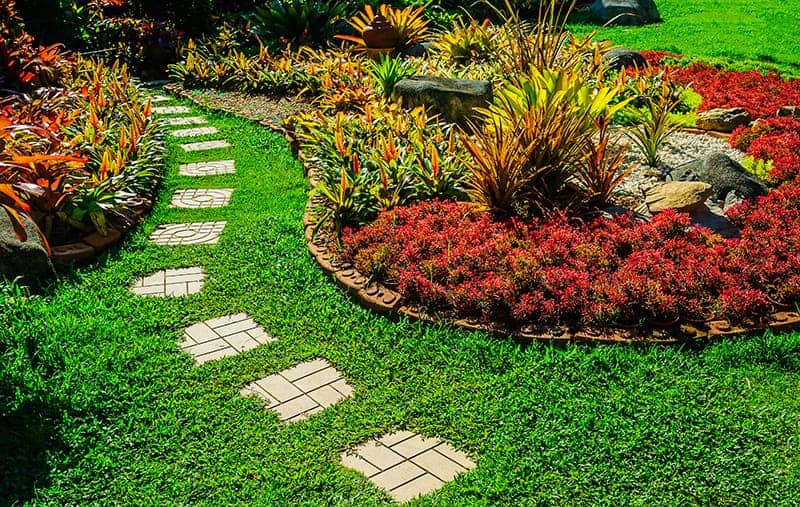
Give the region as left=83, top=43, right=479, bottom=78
left=169, top=84, right=800, bottom=344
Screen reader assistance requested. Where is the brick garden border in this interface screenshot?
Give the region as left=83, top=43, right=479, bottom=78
left=169, top=84, right=800, bottom=344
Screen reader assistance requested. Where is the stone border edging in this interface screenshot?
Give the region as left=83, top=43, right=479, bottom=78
left=169, top=83, right=800, bottom=344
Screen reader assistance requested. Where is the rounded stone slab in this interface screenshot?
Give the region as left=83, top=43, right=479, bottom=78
left=152, top=105, right=191, bottom=115
left=170, top=189, right=234, bottom=209
left=163, top=116, right=208, bottom=127
left=178, top=160, right=235, bottom=177
left=170, top=126, right=219, bottom=138
left=149, top=222, right=227, bottom=246
left=130, top=267, right=206, bottom=297
left=180, top=140, right=231, bottom=152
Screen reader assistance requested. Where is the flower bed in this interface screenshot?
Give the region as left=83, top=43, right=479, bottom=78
left=2, top=5, right=164, bottom=272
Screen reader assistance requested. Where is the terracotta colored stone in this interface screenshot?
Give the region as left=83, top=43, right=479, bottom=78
left=83, top=228, right=122, bottom=252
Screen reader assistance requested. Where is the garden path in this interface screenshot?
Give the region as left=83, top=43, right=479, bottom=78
left=131, top=95, right=477, bottom=503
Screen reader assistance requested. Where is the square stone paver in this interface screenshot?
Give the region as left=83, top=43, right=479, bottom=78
left=181, top=140, right=231, bottom=152
left=178, top=160, right=235, bottom=177
left=341, top=431, right=476, bottom=503
left=171, top=189, right=234, bottom=209
left=164, top=116, right=207, bottom=127
left=240, top=359, right=354, bottom=423
left=181, top=313, right=274, bottom=364
left=170, top=126, right=219, bottom=138
left=153, top=105, right=191, bottom=115
left=130, top=267, right=205, bottom=297
left=149, top=222, right=226, bottom=246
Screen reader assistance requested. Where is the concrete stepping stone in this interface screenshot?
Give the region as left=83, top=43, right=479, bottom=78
left=171, top=189, right=234, bottom=209
left=149, top=222, right=226, bottom=246
left=241, top=359, right=354, bottom=423
left=153, top=105, right=191, bottom=115
left=341, top=431, right=476, bottom=503
left=181, top=313, right=275, bottom=365
left=181, top=140, right=231, bottom=152
left=178, top=160, right=235, bottom=177
left=130, top=267, right=205, bottom=297
left=164, top=116, right=208, bottom=127
left=150, top=95, right=171, bottom=103
left=170, top=126, right=219, bottom=138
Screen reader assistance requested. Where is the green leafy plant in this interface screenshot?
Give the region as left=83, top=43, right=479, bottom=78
left=251, top=0, right=349, bottom=47
left=369, top=54, right=415, bottom=98
left=741, top=155, right=774, bottom=182
left=624, top=68, right=684, bottom=167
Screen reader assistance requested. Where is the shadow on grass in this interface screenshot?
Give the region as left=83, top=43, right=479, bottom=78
left=0, top=400, right=67, bottom=504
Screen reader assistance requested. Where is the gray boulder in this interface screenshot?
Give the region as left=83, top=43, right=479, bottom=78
left=603, top=48, right=648, bottom=70
left=696, top=107, right=751, bottom=133
left=400, top=42, right=433, bottom=58
left=777, top=105, right=800, bottom=118
left=669, top=152, right=768, bottom=201
left=393, top=76, right=492, bottom=125
left=591, top=0, right=661, bottom=25
left=0, top=212, right=55, bottom=281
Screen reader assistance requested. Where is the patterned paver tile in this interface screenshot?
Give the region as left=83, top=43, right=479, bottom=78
left=130, top=267, right=205, bottom=297
left=164, top=116, right=208, bottom=127
left=150, top=95, right=171, bottom=103
left=149, top=222, right=226, bottom=246
left=153, top=105, right=191, bottom=115
left=170, top=126, right=219, bottom=138
left=170, top=189, right=234, bottom=209
left=181, top=313, right=274, bottom=364
left=341, top=431, right=475, bottom=503
left=241, top=359, right=354, bottom=423
left=180, top=140, right=231, bottom=152
left=178, top=160, right=235, bottom=177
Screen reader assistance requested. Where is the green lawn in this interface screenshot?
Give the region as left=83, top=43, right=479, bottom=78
left=568, top=0, right=800, bottom=76
left=2, top=100, right=799, bottom=505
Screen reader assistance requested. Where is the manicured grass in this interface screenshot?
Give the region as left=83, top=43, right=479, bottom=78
left=2, top=100, right=800, bottom=505
left=568, top=0, right=800, bottom=76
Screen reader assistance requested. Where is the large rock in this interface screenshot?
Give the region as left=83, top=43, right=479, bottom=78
left=0, top=212, right=55, bottom=281
left=591, top=0, right=661, bottom=26
left=695, top=107, right=752, bottom=132
left=669, top=152, right=768, bottom=201
left=777, top=105, right=800, bottom=118
left=393, top=76, right=492, bottom=125
left=644, top=181, right=713, bottom=213
left=603, top=48, right=648, bottom=70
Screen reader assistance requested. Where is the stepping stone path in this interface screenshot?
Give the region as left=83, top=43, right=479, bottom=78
left=164, top=116, right=208, bottom=127
left=139, top=94, right=481, bottom=500
left=170, top=126, right=219, bottom=138
left=171, top=189, right=234, bottom=209
left=178, top=160, right=236, bottom=177
left=130, top=267, right=206, bottom=297
left=341, top=431, right=476, bottom=503
left=181, top=314, right=274, bottom=365
left=240, top=359, right=354, bottom=423
left=153, top=105, right=191, bottom=115
left=150, top=95, right=171, bottom=103
left=149, top=222, right=226, bottom=246
left=181, top=140, right=231, bottom=152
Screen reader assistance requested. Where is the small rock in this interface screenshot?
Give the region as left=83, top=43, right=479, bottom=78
left=645, top=181, right=713, bottom=213
left=591, top=0, right=661, bottom=26
left=695, top=107, right=752, bottom=133
left=669, top=152, right=768, bottom=201
left=603, top=48, right=648, bottom=70
left=777, top=105, right=800, bottom=118
left=400, top=42, right=433, bottom=58
left=393, top=76, right=493, bottom=125
left=0, top=212, right=56, bottom=281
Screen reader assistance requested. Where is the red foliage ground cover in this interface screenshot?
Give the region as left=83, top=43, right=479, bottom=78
left=641, top=51, right=800, bottom=182
left=641, top=51, right=800, bottom=119
left=342, top=188, right=800, bottom=328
